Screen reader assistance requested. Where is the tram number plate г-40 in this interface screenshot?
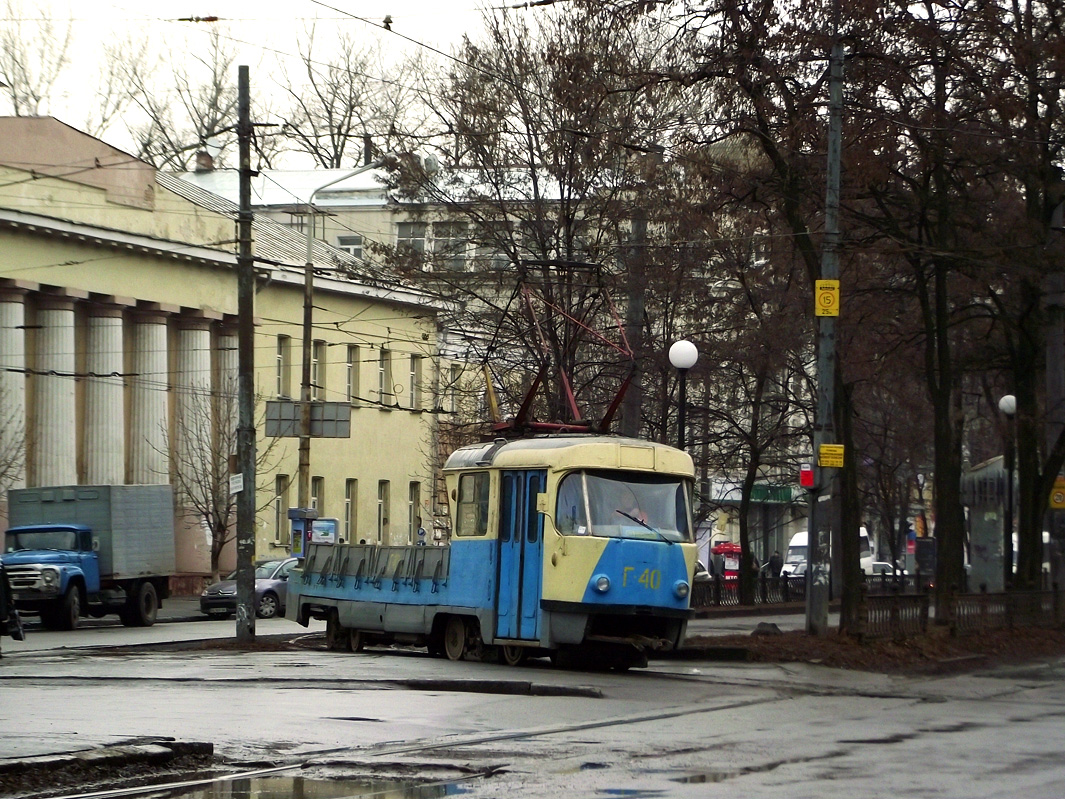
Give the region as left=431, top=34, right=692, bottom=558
left=622, top=567, right=661, bottom=590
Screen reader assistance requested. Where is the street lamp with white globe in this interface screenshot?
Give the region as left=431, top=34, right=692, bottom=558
left=669, top=340, right=698, bottom=451
left=999, top=394, right=1016, bottom=589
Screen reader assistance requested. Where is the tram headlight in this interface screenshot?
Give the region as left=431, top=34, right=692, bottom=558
left=673, top=580, right=690, bottom=599
left=592, top=574, right=611, bottom=594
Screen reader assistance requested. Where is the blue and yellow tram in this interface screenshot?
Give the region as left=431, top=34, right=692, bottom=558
left=287, top=435, right=698, bottom=668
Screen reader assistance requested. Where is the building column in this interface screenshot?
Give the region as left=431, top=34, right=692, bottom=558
left=129, top=310, right=169, bottom=484
left=84, top=304, right=126, bottom=484
left=34, top=297, right=77, bottom=486
left=0, top=287, right=27, bottom=490
left=174, top=317, right=213, bottom=493
left=217, top=323, right=239, bottom=456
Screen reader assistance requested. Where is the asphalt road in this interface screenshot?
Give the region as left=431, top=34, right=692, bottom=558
left=1, top=601, right=1061, bottom=799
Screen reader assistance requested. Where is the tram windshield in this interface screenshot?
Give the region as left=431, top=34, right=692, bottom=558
left=555, top=470, right=692, bottom=543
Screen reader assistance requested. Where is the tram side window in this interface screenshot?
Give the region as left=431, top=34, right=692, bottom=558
left=456, top=473, right=490, bottom=537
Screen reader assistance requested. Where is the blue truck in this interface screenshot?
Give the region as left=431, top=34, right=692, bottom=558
left=1, top=485, right=176, bottom=630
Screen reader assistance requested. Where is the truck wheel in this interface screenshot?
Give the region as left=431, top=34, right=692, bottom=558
left=121, top=582, right=158, bottom=627
left=58, top=587, right=80, bottom=631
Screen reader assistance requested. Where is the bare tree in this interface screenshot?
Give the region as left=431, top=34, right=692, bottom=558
left=0, top=0, right=71, bottom=116
left=123, top=27, right=239, bottom=170
left=0, top=387, right=25, bottom=519
left=83, top=36, right=149, bottom=138
left=276, top=26, right=430, bottom=167
left=160, top=381, right=281, bottom=582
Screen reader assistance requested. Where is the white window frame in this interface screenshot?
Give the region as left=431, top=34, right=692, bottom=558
left=273, top=474, right=290, bottom=544
left=311, top=340, right=326, bottom=401
left=344, top=478, right=357, bottom=544
left=276, top=335, right=291, bottom=398
left=377, top=480, right=390, bottom=544
left=378, top=348, right=392, bottom=404
left=347, top=345, right=360, bottom=404
left=336, top=234, right=364, bottom=260
left=408, top=481, right=421, bottom=545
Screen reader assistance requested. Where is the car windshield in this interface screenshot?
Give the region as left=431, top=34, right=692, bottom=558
left=785, top=545, right=806, bottom=565
left=221, top=561, right=285, bottom=581
left=4, top=529, right=79, bottom=552
left=555, top=469, right=692, bottom=543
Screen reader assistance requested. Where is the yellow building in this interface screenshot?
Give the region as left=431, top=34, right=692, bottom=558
left=0, top=117, right=441, bottom=590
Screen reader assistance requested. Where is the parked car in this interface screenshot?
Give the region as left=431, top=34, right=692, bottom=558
left=870, top=561, right=907, bottom=576
left=200, top=558, right=297, bottom=620
left=694, top=560, right=712, bottom=583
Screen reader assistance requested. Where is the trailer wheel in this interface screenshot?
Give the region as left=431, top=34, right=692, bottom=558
left=443, top=615, right=467, bottom=661
left=121, top=581, right=158, bottom=627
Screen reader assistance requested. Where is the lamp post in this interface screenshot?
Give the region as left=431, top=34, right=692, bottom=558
left=999, top=394, right=1016, bottom=589
left=668, top=339, right=698, bottom=451
left=298, top=159, right=384, bottom=512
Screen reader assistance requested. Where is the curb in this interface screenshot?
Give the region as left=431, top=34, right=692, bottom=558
left=0, top=738, right=214, bottom=797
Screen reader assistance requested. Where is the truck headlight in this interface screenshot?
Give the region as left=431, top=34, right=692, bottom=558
left=41, top=568, right=59, bottom=587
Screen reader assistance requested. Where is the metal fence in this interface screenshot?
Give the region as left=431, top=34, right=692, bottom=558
left=691, top=573, right=1063, bottom=640
left=690, top=575, right=806, bottom=608
left=949, top=590, right=1059, bottom=634
left=859, top=593, right=931, bottom=639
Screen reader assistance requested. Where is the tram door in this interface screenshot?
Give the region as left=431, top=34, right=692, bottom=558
left=496, top=470, right=546, bottom=641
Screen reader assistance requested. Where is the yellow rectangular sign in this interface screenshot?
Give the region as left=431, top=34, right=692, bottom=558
left=818, top=444, right=845, bottom=468
left=1051, top=476, right=1065, bottom=509
left=816, top=280, right=840, bottom=317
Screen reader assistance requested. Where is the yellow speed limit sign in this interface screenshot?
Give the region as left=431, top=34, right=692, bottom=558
left=1051, top=476, right=1065, bottom=509
left=816, top=279, right=840, bottom=317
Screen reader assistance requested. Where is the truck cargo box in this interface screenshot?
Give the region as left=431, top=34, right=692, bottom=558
left=7, top=485, right=175, bottom=578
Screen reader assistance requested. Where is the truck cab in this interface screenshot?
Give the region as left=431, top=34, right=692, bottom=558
left=3, top=524, right=99, bottom=630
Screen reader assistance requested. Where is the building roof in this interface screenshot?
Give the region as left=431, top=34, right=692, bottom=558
left=158, top=173, right=438, bottom=312
left=176, top=168, right=391, bottom=210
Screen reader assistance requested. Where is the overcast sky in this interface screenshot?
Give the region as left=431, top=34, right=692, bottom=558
left=8, top=0, right=507, bottom=150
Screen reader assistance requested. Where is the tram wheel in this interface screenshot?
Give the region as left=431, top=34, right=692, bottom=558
left=501, top=644, right=526, bottom=666
left=443, top=615, right=467, bottom=661
left=325, top=611, right=350, bottom=651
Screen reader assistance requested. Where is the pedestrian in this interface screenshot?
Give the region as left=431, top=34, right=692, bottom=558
left=769, top=550, right=783, bottom=578
left=0, top=563, right=25, bottom=657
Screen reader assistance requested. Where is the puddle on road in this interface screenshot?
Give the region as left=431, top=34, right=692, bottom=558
left=162, top=774, right=467, bottom=799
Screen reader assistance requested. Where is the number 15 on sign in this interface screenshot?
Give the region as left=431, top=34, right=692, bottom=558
left=816, top=280, right=840, bottom=317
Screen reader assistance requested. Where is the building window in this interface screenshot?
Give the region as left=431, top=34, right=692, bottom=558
left=311, top=476, right=324, bottom=513
left=337, top=234, right=363, bottom=260
left=311, top=339, right=326, bottom=401
left=346, top=345, right=360, bottom=405
left=397, top=222, right=426, bottom=254
left=475, top=222, right=511, bottom=270
left=409, top=355, right=422, bottom=410
left=378, top=348, right=393, bottom=404
left=433, top=222, right=467, bottom=271
left=408, top=481, right=421, bottom=545
left=276, top=335, right=291, bottom=398
left=377, top=480, right=390, bottom=544
left=448, top=363, right=461, bottom=415
left=344, top=478, right=357, bottom=543
left=273, top=474, right=290, bottom=544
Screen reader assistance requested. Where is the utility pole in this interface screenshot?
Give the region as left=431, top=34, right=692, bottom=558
left=235, top=65, right=257, bottom=643
left=806, top=27, right=845, bottom=636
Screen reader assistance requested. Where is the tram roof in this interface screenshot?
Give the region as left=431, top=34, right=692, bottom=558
left=443, top=435, right=694, bottom=477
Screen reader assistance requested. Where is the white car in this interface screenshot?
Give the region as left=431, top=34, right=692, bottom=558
left=870, top=561, right=906, bottom=575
